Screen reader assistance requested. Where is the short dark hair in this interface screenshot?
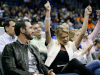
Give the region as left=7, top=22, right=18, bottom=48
left=14, top=22, right=26, bottom=36
left=31, top=22, right=38, bottom=26
left=3, top=19, right=16, bottom=32
left=94, top=39, right=100, bottom=45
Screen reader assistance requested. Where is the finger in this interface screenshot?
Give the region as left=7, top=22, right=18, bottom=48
left=88, top=6, right=92, bottom=12
left=49, top=69, right=53, bottom=73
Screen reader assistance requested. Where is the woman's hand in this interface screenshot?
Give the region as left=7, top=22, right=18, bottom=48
left=85, top=5, right=92, bottom=16
left=44, top=1, right=51, bottom=12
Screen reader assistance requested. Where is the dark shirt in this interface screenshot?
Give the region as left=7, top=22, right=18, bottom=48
left=49, top=50, right=69, bottom=74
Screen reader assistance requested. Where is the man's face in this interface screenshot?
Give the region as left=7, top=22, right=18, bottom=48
left=6, top=21, right=15, bottom=37
left=24, top=22, right=34, bottom=40
left=32, top=24, right=41, bottom=37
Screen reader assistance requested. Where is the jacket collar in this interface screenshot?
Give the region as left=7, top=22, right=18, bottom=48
left=16, top=40, right=29, bottom=46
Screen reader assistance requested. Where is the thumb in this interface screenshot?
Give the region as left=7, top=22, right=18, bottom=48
left=48, top=69, right=53, bottom=74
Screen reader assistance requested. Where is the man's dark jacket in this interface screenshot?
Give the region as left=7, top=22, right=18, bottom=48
left=2, top=40, right=49, bottom=75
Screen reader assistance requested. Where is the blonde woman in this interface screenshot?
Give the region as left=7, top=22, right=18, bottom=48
left=44, top=1, right=93, bottom=75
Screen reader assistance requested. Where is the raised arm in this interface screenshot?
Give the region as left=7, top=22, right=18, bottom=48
left=88, top=13, right=100, bottom=40
left=44, top=1, right=51, bottom=44
left=75, top=6, right=92, bottom=48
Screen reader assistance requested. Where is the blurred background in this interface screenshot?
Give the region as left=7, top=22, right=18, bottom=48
left=0, top=0, right=100, bottom=37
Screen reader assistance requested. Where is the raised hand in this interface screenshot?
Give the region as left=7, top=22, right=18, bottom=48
left=85, top=5, right=92, bottom=15
left=44, top=1, right=51, bottom=11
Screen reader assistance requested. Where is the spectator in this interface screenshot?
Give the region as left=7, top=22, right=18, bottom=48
left=0, top=19, right=17, bottom=53
left=0, top=18, right=17, bottom=75
left=30, top=23, right=47, bottom=53
left=3, top=7, right=10, bottom=18
left=74, top=20, right=82, bottom=29
left=66, top=19, right=74, bottom=30
left=94, top=39, right=100, bottom=52
left=2, top=20, right=55, bottom=75
left=80, top=13, right=100, bottom=54
left=44, top=1, right=92, bottom=74
left=87, top=20, right=95, bottom=30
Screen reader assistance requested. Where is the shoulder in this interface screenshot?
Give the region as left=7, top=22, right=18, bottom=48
left=29, top=44, right=39, bottom=52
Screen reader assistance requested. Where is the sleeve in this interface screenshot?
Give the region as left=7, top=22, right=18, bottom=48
left=70, top=41, right=78, bottom=52
left=2, top=44, right=33, bottom=75
left=88, top=20, right=100, bottom=41
left=0, top=39, right=6, bottom=55
left=73, top=51, right=86, bottom=64
left=47, top=39, right=55, bottom=53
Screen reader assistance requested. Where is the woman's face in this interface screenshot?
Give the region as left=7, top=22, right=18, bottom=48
left=58, top=32, right=69, bottom=45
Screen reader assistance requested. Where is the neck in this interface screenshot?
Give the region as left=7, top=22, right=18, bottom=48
left=36, top=35, right=41, bottom=40
left=95, top=46, right=99, bottom=50
left=6, top=32, right=14, bottom=38
left=18, top=34, right=29, bottom=45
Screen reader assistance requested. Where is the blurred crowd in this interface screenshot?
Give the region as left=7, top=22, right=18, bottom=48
left=1, top=0, right=100, bottom=75
left=0, top=0, right=100, bottom=37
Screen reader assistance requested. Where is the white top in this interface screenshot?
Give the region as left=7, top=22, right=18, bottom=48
left=45, top=39, right=77, bottom=67
left=0, top=32, right=17, bottom=54
left=73, top=49, right=93, bottom=64
left=28, top=49, right=39, bottom=73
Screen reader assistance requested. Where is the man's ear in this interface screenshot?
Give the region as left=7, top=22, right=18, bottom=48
left=20, top=28, right=25, bottom=34
left=5, top=26, right=9, bottom=32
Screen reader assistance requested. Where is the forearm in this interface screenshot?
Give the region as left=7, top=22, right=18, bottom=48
left=75, top=14, right=89, bottom=48
left=81, top=15, right=89, bottom=34
left=89, top=20, right=100, bottom=40
left=45, top=11, right=51, bottom=44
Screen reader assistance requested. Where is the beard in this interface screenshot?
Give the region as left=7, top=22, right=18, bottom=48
left=24, top=32, right=33, bottom=40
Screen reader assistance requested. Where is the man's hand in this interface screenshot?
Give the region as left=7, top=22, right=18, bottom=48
left=48, top=69, right=55, bottom=75
left=44, top=1, right=51, bottom=11
left=85, top=5, right=92, bottom=16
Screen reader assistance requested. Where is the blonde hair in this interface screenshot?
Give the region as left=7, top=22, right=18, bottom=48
left=69, top=29, right=78, bottom=41
left=55, top=25, right=69, bottom=38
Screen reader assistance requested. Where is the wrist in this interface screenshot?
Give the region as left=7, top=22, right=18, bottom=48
left=46, top=10, right=51, bottom=12
left=84, top=13, right=89, bottom=16
left=45, top=17, right=51, bottom=20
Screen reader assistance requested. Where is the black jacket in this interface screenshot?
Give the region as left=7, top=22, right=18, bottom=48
left=2, top=40, right=49, bottom=75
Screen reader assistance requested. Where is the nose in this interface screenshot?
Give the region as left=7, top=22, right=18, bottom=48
left=64, top=37, right=68, bottom=41
left=38, top=28, right=41, bottom=31
left=32, top=29, right=34, bottom=33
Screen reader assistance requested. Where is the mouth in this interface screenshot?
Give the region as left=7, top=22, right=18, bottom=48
left=63, top=41, right=68, bottom=43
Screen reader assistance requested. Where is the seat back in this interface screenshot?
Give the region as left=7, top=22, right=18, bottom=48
left=0, top=27, right=5, bottom=35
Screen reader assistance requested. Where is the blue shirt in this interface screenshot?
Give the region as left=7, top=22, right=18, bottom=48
left=0, top=32, right=17, bottom=54
left=95, top=49, right=100, bottom=52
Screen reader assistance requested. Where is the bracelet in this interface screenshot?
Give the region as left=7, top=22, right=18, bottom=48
left=45, top=18, right=51, bottom=20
